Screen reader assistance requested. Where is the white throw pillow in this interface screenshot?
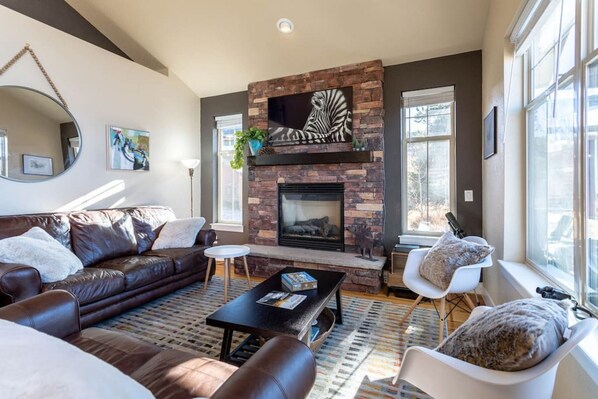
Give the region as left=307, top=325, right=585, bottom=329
left=0, top=319, right=153, bottom=399
left=151, top=217, right=206, bottom=250
left=0, top=227, right=83, bottom=283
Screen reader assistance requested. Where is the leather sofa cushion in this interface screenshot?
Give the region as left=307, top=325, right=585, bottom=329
left=96, top=256, right=174, bottom=290
left=125, top=207, right=176, bottom=254
left=69, top=210, right=138, bottom=267
left=0, top=213, right=71, bottom=250
left=131, top=349, right=237, bottom=399
left=42, top=268, right=125, bottom=305
left=65, top=327, right=162, bottom=375
left=144, top=245, right=209, bottom=275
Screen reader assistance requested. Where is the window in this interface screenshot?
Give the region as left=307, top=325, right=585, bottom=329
left=215, top=114, right=243, bottom=225
left=524, top=0, right=598, bottom=311
left=401, top=86, right=455, bottom=235
left=0, top=129, right=7, bottom=177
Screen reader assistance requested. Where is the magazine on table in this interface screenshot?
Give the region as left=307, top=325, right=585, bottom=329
left=257, top=290, right=307, bottom=310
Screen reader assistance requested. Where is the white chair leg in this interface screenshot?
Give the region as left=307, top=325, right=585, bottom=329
left=438, top=296, right=446, bottom=344
left=399, top=295, right=424, bottom=325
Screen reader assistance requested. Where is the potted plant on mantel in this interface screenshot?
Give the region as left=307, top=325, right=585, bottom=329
left=230, top=127, right=267, bottom=169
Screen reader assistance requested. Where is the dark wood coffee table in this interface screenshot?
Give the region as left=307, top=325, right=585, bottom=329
left=206, top=267, right=346, bottom=362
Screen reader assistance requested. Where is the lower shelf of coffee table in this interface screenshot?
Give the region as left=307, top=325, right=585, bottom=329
left=225, top=307, right=336, bottom=366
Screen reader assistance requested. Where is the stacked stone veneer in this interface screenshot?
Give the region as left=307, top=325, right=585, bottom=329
left=247, top=60, right=385, bottom=256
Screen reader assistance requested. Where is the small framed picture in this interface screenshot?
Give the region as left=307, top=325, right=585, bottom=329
left=107, top=125, right=150, bottom=171
left=23, top=154, right=53, bottom=176
left=484, top=106, right=497, bottom=159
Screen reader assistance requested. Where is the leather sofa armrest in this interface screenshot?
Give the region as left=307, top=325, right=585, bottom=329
left=212, top=336, right=317, bottom=399
left=0, top=262, right=42, bottom=306
left=196, top=229, right=217, bottom=247
left=0, top=290, right=81, bottom=338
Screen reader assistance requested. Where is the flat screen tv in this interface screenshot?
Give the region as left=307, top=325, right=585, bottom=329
left=267, top=87, right=353, bottom=146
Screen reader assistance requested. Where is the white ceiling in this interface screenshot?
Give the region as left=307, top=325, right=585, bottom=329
left=66, top=0, right=492, bottom=98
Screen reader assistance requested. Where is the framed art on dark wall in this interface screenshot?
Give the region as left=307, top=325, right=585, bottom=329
left=267, top=87, right=353, bottom=146
left=484, top=106, right=497, bottom=159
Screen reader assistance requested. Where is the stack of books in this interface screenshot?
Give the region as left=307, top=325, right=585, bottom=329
left=282, top=271, right=317, bottom=292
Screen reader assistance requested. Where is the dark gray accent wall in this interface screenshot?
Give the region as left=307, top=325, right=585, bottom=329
left=200, top=91, right=249, bottom=245
left=383, top=51, right=483, bottom=252
left=0, top=0, right=130, bottom=59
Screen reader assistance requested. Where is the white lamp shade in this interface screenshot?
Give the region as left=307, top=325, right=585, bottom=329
left=181, top=159, right=200, bottom=169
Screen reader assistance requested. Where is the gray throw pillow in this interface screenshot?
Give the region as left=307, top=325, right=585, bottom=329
left=437, top=298, right=570, bottom=371
left=419, top=232, right=493, bottom=290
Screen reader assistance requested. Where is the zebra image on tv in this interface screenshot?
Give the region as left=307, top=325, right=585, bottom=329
left=267, top=87, right=353, bottom=146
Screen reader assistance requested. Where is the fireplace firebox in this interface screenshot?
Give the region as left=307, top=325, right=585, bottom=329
left=278, top=183, right=344, bottom=252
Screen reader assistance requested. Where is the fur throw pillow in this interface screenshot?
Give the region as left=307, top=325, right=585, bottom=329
left=437, top=298, right=570, bottom=371
left=419, top=232, right=494, bottom=290
left=0, top=227, right=83, bottom=283
left=151, top=217, right=206, bottom=250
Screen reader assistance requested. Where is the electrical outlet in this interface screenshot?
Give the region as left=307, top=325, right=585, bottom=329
left=464, top=190, right=474, bottom=202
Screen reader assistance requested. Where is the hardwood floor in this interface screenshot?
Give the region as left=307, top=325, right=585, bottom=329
left=213, top=262, right=476, bottom=333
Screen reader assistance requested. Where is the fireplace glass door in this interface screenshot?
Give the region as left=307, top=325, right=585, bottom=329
left=278, top=183, right=344, bottom=251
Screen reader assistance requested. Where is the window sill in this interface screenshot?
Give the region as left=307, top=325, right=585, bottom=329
left=210, top=223, right=244, bottom=233
left=499, top=260, right=598, bottom=384
left=398, top=235, right=439, bottom=246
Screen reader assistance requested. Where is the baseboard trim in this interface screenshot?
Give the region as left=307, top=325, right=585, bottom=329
left=476, top=283, right=495, bottom=307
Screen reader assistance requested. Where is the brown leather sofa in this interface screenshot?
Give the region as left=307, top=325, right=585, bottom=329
left=0, top=290, right=317, bottom=398
left=0, top=206, right=217, bottom=327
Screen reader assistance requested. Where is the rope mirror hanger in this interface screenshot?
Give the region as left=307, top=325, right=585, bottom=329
left=0, top=43, right=68, bottom=109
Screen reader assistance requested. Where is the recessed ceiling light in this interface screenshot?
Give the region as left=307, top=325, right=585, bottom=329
left=277, top=18, right=294, bottom=34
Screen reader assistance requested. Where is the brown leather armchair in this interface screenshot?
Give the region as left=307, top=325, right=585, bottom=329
left=0, top=290, right=317, bottom=399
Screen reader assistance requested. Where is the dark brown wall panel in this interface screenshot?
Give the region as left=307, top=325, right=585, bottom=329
left=0, top=0, right=129, bottom=59
left=384, top=51, right=483, bottom=251
left=200, top=91, right=249, bottom=245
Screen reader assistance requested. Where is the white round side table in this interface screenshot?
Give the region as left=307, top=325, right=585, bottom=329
left=203, top=245, right=252, bottom=302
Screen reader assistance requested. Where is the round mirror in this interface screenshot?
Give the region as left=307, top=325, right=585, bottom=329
left=0, top=86, right=81, bottom=182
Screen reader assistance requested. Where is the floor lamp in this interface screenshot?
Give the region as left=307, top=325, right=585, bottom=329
left=181, top=159, right=200, bottom=217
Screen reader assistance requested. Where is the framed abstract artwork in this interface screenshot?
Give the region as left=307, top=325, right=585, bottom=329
left=107, top=126, right=150, bottom=171
left=23, top=154, right=53, bottom=176
left=267, top=87, right=353, bottom=146
left=484, top=106, right=497, bottom=159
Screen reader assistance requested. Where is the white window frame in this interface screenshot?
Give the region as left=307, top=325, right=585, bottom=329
left=0, top=129, right=7, bottom=177
left=400, top=86, right=456, bottom=236
left=522, top=0, right=598, bottom=314
left=215, top=114, right=243, bottom=227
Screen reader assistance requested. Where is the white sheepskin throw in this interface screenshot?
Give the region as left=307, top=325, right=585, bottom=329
left=151, top=217, right=206, bottom=250
left=437, top=298, right=570, bottom=371
left=0, top=319, right=153, bottom=399
left=0, top=227, right=83, bottom=283
left=419, top=232, right=494, bottom=290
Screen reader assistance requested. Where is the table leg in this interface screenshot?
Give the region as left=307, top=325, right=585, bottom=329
left=220, top=328, right=233, bottom=361
left=203, top=257, right=213, bottom=293
left=242, top=256, right=252, bottom=289
left=224, top=258, right=229, bottom=302
left=335, top=288, right=344, bottom=325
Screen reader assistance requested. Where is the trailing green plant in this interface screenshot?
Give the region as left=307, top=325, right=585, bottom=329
left=230, top=127, right=267, bottom=169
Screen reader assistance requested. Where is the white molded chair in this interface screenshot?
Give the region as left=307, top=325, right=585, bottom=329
left=399, top=236, right=493, bottom=343
left=395, top=306, right=598, bottom=399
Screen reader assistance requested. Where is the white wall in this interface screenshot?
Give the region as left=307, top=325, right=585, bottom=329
left=0, top=6, right=200, bottom=217
left=482, top=1, right=597, bottom=397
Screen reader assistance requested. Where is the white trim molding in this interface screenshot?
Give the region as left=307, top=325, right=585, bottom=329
left=210, top=223, right=244, bottom=233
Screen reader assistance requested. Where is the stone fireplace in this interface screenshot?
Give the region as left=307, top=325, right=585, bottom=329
left=278, top=183, right=344, bottom=252
left=236, top=60, right=386, bottom=292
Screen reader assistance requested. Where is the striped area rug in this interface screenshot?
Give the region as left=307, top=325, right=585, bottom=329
left=96, top=277, right=437, bottom=399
